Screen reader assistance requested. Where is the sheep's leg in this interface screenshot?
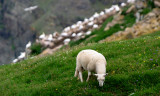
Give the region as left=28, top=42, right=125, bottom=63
left=74, top=68, right=79, bottom=77
left=79, top=71, right=83, bottom=82
left=86, top=71, right=91, bottom=82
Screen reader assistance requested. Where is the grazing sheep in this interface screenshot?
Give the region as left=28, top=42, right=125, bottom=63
left=74, top=49, right=107, bottom=87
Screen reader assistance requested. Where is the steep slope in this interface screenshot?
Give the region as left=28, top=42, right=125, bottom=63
left=0, top=31, right=160, bottom=95
left=0, top=0, right=126, bottom=65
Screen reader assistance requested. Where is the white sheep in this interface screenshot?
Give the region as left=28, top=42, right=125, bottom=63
left=74, top=49, right=108, bottom=87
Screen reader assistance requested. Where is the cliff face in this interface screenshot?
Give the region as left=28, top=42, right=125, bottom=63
left=0, top=0, right=37, bottom=65
left=0, top=0, right=126, bottom=65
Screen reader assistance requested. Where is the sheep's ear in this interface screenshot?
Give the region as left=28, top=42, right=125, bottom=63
left=94, top=74, right=98, bottom=77
left=103, top=73, right=108, bottom=77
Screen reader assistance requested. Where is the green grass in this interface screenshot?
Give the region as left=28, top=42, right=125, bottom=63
left=0, top=31, right=160, bottom=95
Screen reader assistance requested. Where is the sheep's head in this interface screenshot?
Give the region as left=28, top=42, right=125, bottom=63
left=94, top=73, right=108, bottom=87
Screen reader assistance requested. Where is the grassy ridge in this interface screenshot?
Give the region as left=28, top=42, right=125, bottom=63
left=0, top=31, right=160, bottom=95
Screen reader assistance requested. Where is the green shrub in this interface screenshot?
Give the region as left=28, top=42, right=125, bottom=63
left=30, top=43, right=45, bottom=55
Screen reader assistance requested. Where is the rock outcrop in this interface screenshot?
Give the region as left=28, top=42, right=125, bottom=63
left=154, top=0, right=160, bottom=7
left=104, top=8, right=160, bottom=42
left=104, top=12, right=124, bottom=31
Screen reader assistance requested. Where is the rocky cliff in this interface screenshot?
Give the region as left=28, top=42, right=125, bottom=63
left=0, top=0, right=37, bottom=65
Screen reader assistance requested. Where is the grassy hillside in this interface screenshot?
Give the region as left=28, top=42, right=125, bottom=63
left=0, top=31, right=160, bottom=95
